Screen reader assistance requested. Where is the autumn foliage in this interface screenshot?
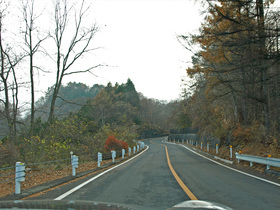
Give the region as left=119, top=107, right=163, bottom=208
left=104, top=136, right=128, bottom=152
left=177, top=1, right=280, bottom=147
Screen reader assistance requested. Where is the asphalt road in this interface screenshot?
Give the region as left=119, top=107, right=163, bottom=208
left=28, top=137, right=280, bottom=209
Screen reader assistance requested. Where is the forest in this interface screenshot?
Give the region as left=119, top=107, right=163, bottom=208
left=0, top=0, right=179, bottom=166
left=0, top=79, right=178, bottom=166
left=1, top=0, right=280, bottom=166
left=178, top=0, right=280, bottom=148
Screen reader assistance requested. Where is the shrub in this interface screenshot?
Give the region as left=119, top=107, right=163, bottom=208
left=104, top=136, right=128, bottom=152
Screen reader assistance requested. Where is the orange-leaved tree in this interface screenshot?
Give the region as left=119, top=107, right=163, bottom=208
left=104, top=136, right=128, bottom=152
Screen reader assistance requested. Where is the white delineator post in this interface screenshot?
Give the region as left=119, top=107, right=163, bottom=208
left=111, top=150, right=116, bottom=162
left=15, top=162, right=25, bottom=194
left=122, top=149, right=125, bottom=159
left=71, top=155, right=79, bottom=176
left=98, top=152, right=102, bottom=167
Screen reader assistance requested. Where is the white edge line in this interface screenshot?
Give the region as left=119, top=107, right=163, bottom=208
left=165, top=142, right=280, bottom=187
left=54, top=146, right=150, bottom=200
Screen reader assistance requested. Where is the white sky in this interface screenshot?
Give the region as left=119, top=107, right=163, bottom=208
left=61, top=0, right=205, bottom=101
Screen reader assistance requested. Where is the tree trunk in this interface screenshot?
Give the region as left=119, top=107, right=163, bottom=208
left=29, top=27, right=35, bottom=136
left=256, top=0, right=270, bottom=131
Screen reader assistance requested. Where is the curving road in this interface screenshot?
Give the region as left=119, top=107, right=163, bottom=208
left=28, top=137, right=280, bottom=210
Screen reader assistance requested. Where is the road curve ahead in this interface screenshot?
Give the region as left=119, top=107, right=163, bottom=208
left=28, top=137, right=280, bottom=210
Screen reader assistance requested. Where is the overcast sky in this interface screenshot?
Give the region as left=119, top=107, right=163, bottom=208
left=59, top=0, right=205, bottom=101
left=3, top=0, right=205, bottom=104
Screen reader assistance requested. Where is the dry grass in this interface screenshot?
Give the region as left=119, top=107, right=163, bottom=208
left=0, top=158, right=117, bottom=198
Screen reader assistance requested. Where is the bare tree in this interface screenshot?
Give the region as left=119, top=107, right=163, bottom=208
left=0, top=2, right=23, bottom=143
left=47, top=0, right=100, bottom=124
left=22, top=0, right=48, bottom=136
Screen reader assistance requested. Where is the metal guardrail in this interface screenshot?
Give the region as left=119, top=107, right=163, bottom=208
left=235, top=153, right=280, bottom=170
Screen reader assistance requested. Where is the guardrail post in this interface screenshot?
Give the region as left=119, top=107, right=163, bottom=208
left=111, top=150, right=116, bottom=162
left=216, top=144, right=218, bottom=154
left=230, top=146, right=233, bottom=159
left=196, top=141, right=198, bottom=147
left=267, top=155, right=271, bottom=169
left=207, top=143, right=209, bottom=152
left=173, top=139, right=175, bottom=143
left=128, top=147, right=131, bottom=156
left=137, top=145, right=140, bottom=152
left=72, top=155, right=78, bottom=176
left=250, top=162, right=253, bottom=167
left=133, top=146, right=136, bottom=154
left=182, top=139, right=184, bottom=144
left=122, top=149, right=125, bottom=159
left=98, top=152, right=102, bottom=167
left=201, top=142, right=203, bottom=150
left=15, top=162, right=25, bottom=194
left=236, top=152, right=240, bottom=164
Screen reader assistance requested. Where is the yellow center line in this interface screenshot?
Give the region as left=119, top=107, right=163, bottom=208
left=150, top=140, right=198, bottom=200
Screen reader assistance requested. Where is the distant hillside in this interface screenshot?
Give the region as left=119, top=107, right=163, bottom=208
left=33, top=82, right=104, bottom=121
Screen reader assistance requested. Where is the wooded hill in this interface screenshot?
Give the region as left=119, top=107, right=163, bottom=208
left=33, top=82, right=104, bottom=122
left=0, top=79, right=179, bottom=166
